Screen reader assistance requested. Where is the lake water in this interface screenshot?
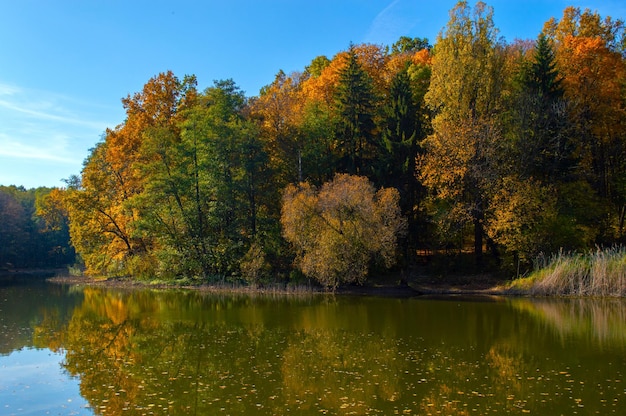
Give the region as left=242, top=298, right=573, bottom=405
left=2, top=280, right=626, bottom=415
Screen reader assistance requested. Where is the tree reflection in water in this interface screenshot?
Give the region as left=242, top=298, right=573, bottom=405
left=32, top=287, right=626, bottom=415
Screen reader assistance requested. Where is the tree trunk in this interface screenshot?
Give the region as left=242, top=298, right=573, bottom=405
left=474, top=215, right=483, bottom=266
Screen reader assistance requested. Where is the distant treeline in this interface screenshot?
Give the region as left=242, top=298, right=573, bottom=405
left=5, top=2, right=626, bottom=287
left=0, top=186, right=74, bottom=269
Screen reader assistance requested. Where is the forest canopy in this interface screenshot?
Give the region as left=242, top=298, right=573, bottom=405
left=0, top=186, right=74, bottom=269
left=5, top=2, right=625, bottom=286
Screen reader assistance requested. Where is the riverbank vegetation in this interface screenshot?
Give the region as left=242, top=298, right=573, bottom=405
left=3, top=2, right=626, bottom=291
left=509, top=247, right=626, bottom=296
left=0, top=186, right=74, bottom=270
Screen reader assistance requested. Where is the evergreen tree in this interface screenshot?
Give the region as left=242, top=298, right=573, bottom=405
left=333, top=45, right=377, bottom=176
left=514, top=34, right=572, bottom=182
left=488, top=33, right=596, bottom=264
left=380, top=68, right=417, bottom=185
left=377, top=68, right=424, bottom=263
left=525, top=34, right=563, bottom=99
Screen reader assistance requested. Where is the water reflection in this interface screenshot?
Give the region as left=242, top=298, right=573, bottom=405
left=0, top=281, right=81, bottom=354
left=0, top=347, right=89, bottom=415
left=3, top=284, right=626, bottom=414
left=510, top=297, right=626, bottom=348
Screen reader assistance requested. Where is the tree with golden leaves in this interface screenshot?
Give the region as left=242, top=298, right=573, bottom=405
left=65, top=72, right=196, bottom=277
left=250, top=70, right=304, bottom=184
left=281, top=174, right=406, bottom=290
left=419, top=1, right=506, bottom=263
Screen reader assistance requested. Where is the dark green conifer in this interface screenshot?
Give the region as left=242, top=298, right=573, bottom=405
left=333, top=45, right=377, bottom=175
left=515, top=33, right=571, bottom=182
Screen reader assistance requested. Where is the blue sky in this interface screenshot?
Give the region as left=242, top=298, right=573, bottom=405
left=1, top=0, right=624, bottom=189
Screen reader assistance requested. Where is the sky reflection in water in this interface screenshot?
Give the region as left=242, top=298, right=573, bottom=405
left=0, top=347, right=90, bottom=415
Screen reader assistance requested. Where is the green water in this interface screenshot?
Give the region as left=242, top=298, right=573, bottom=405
left=2, top=281, right=626, bottom=415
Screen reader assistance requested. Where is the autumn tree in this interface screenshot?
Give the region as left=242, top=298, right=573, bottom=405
left=65, top=142, right=149, bottom=276
left=66, top=72, right=196, bottom=277
left=544, top=7, right=626, bottom=240
left=543, top=6, right=625, bottom=54
left=486, top=178, right=559, bottom=266
left=281, top=174, right=406, bottom=289
left=58, top=4, right=626, bottom=281
left=300, top=53, right=347, bottom=108
left=349, top=43, right=390, bottom=94
left=251, top=70, right=304, bottom=184
left=419, top=1, right=506, bottom=263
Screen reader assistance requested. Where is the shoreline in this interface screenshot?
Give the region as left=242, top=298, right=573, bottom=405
left=45, top=273, right=509, bottom=297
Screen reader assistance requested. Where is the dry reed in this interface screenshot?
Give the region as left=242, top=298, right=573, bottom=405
left=522, top=247, right=626, bottom=297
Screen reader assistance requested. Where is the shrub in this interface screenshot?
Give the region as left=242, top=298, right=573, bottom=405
left=281, top=174, right=406, bottom=290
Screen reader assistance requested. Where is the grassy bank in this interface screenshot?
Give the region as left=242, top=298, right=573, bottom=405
left=48, top=275, right=325, bottom=295
left=509, top=247, right=626, bottom=296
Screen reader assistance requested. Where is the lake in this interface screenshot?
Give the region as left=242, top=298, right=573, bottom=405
left=1, top=280, right=626, bottom=415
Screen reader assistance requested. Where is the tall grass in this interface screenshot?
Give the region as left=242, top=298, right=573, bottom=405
left=512, top=247, right=626, bottom=296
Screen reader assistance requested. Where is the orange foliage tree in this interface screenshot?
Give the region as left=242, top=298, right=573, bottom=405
left=544, top=7, right=626, bottom=238
left=60, top=4, right=626, bottom=282
left=65, top=72, right=196, bottom=277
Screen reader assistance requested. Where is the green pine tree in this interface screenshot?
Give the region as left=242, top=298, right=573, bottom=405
left=333, top=45, right=377, bottom=175
left=514, top=33, right=571, bottom=182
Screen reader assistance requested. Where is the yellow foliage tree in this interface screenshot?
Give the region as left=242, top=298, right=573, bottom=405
left=281, top=174, right=406, bottom=289
left=419, top=1, right=506, bottom=261
left=250, top=70, right=305, bottom=184
left=485, top=177, right=559, bottom=263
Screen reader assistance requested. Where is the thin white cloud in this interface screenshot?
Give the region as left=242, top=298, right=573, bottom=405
left=0, top=83, right=109, bottom=130
left=0, top=132, right=77, bottom=164
left=0, top=83, right=20, bottom=96
left=0, top=82, right=115, bottom=185
left=364, top=0, right=422, bottom=45
left=0, top=99, right=106, bottom=130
